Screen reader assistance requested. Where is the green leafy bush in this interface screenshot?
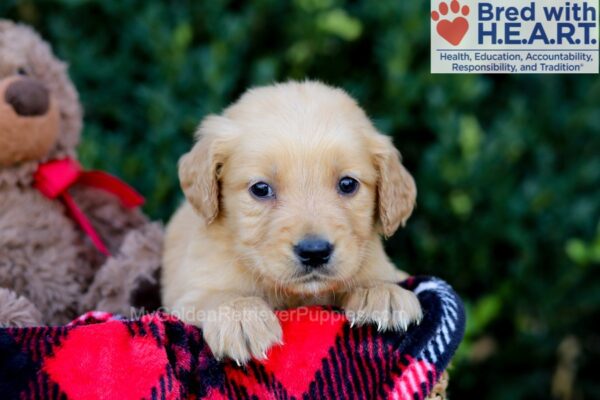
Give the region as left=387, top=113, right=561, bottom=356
left=2, top=1, right=599, bottom=398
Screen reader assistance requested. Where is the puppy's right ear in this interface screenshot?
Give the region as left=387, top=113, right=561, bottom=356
left=178, top=116, right=232, bottom=224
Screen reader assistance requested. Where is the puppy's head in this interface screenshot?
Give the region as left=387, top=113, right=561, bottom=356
left=179, top=81, right=416, bottom=294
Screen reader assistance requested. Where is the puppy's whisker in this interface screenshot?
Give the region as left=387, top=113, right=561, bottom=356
left=274, top=278, right=289, bottom=305
left=328, top=283, right=339, bottom=303
left=230, top=251, right=266, bottom=292
left=341, top=275, right=360, bottom=293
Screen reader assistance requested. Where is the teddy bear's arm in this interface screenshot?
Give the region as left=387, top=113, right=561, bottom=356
left=80, top=222, right=164, bottom=317
left=69, top=186, right=165, bottom=316
left=0, top=288, right=43, bottom=327
left=70, top=186, right=150, bottom=255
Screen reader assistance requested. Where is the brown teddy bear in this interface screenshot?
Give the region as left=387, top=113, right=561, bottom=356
left=0, top=20, right=163, bottom=327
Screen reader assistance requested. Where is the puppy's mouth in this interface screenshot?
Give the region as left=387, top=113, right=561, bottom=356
left=284, top=270, right=343, bottom=294
left=295, top=272, right=328, bottom=283
left=291, top=267, right=336, bottom=282
left=253, top=255, right=343, bottom=294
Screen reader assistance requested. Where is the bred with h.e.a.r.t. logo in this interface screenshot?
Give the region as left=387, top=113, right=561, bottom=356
left=431, top=0, right=599, bottom=74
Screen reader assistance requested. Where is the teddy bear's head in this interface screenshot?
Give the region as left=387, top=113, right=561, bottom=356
left=0, top=20, right=82, bottom=174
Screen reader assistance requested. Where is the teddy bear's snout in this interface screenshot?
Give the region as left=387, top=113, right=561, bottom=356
left=4, top=77, right=50, bottom=117
left=0, top=74, right=60, bottom=167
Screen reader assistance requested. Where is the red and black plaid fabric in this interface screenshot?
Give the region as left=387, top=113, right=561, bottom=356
left=0, top=276, right=464, bottom=400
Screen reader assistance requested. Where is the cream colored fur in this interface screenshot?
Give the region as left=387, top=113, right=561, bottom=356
left=162, top=81, right=421, bottom=364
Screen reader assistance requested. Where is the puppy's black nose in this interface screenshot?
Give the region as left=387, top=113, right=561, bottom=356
left=294, top=236, right=333, bottom=268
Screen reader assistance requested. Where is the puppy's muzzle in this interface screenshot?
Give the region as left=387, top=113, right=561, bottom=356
left=293, top=236, right=333, bottom=269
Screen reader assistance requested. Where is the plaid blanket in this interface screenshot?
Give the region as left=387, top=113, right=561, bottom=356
left=0, top=276, right=464, bottom=400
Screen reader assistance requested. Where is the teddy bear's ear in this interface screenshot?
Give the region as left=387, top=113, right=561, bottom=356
left=0, top=19, right=14, bottom=33
left=178, top=115, right=233, bottom=225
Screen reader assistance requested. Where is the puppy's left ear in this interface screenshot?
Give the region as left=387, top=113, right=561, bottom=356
left=372, top=134, right=417, bottom=237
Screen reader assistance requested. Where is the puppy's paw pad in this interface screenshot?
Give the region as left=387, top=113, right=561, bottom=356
left=202, top=297, right=282, bottom=365
left=343, top=283, right=422, bottom=332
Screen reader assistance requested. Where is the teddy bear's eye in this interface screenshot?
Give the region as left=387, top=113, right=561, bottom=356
left=17, top=67, right=28, bottom=76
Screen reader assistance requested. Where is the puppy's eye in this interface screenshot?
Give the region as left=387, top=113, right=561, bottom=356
left=249, top=182, right=275, bottom=199
left=338, top=177, right=359, bottom=195
left=17, top=67, right=27, bottom=76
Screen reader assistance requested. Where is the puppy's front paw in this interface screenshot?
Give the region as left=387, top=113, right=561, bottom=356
left=343, top=282, right=422, bottom=331
left=202, top=297, right=283, bottom=365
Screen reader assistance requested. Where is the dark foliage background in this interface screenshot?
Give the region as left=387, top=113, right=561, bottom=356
left=2, top=1, right=599, bottom=398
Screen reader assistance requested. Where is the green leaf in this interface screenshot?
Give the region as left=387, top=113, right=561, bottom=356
left=316, top=9, right=362, bottom=41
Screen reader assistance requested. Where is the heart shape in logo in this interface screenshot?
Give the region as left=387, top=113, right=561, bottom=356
left=436, top=17, right=468, bottom=46
left=43, top=321, right=167, bottom=400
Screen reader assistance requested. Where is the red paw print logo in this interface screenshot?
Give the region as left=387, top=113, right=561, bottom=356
left=431, top=0, right=470, bottom=46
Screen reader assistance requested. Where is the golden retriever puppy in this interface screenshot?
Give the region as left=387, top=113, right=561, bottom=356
left=162, top=81, right=421, bottom=364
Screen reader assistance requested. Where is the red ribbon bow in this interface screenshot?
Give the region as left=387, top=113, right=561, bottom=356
left=33, top=158, right=144, bottom=255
